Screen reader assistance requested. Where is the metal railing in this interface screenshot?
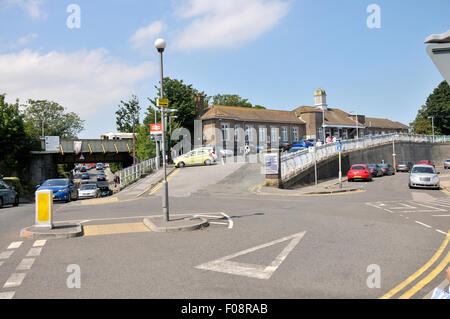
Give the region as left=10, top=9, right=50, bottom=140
left=118, top=157, right=158, bottom=190
left=280, top=134, right=450, bottom=182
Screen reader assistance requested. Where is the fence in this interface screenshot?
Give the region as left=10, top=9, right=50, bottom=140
left=118, top=157, right=158, bottom=190
left=280, top=134, right=450, bottom=182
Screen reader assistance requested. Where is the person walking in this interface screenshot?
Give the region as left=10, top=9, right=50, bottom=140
left=316, top=139, right=322, bottom=147
left=332, top=136, right=337, bottom=143
left=326, top=136, right=332, bottom=143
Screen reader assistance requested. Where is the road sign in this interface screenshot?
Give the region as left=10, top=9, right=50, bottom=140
left=157, top=98, right=169, bottom=107
left=44, top=136, right=60, bottom=151
left=35, top=190, right=53, bottom=229
left=337, top=142, right=342, bottom=151
left=150, top=123, right=162, bottom=135
left=151, top=135, right=162, bottom=141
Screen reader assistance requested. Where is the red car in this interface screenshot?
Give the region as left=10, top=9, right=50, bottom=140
left=348, top=164, right=372, bottom=182
left=416, top=160, right=435, bottom=168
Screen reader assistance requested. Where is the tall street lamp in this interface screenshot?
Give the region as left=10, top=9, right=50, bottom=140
left=155, top=38, right=170, bottom=222
left=428, top=116, right=435, bottom=142
left=349, top=111, right=359, bottom=139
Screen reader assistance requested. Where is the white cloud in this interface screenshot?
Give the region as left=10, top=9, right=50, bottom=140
left=16, top=33, right=38, bottom=46
left=172, top=0, right=290, bottom=50
left=5, top=0, right=46, bottom=20
left=130, top=20, right=166, bottom=51
left=0, top=49, right=156, bottom=119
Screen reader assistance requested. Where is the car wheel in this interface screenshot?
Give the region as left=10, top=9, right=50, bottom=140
left=204, top=159, right=211, bottom=166
left=0, top=197, right=3, bottom=208
left=66, top=192, right=71, bottom=203
left=13, top=196, right=19, bottom=207
left=178, top=162, right=185, bottom=168
left=408, top=184, right=413, bottom=189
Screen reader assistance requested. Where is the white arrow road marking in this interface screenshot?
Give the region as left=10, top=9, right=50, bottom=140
left=195, top=231, right=306, bottom=280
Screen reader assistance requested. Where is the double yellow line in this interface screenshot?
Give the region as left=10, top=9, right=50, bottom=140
left=380, top=231, right=450, bottom=299
left=148, top=169, right=180, bottom=195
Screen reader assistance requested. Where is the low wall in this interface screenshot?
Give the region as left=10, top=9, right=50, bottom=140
left=282, top=142, right=450, bottom=189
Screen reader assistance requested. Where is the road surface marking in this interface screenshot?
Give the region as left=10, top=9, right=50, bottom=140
left=221, top=212, right=234, bottom=229
left=3, top=273, right=26, bottom=288
left=0, top=292, right=15, bottom=299
left=26, top=247, right=42, bottom=257
left=81, top=197, right=118, bottom=205
left=209, top=222, right=228, bottom=225
left=33, top=240, right=46, bottom=247
left=148, top=169, right=180, bottom=195
left=432, top=215, right=450, bottom=217
left=0, top=251, right=14, bottom=259
left=7, top=242, right=23, bottom=249
left=0, top=261, right=3, bottom=267
left=399, top=251, right=450, bottom=299
left=195, top=232, right=306, bottom=280
left=380, top=231, right=449, bottom=299
left=83, top=222, right=150, bottom=236
left=16, top=258, right=35, bottom=271
left=436, top=229, right=448, bottom=235
left=414, top=221, right=432, bottom=228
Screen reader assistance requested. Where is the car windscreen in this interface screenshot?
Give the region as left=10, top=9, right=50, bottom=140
left=42, top=179, right=68, bottom=187
left=367, top=164, right=377, bottom=168
left=351, top=166, right=366, bottom=170
left=80, top=185, right=97, bottom=190
left=398, top=162, right=408, bottom=165
left=411, top=167, right=435, bottom=174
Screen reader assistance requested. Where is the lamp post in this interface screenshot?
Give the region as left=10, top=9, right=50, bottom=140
left=132, top=111, right=137, bottom=167
left=428, top=116, right=435, bottom=142
left=350, top=111, right=359, bottom=139
left=155, top=38, right=170, bottom=222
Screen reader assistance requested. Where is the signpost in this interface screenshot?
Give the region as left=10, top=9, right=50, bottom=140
left=337, top=142, right=343, bottom=189
left=150, top=123, right=162, bottom=135
left=44, top=136, right=60, bottom=151
left=157, top=98, right=169, bottom=108
left=35, top=190, right=53, bottom=229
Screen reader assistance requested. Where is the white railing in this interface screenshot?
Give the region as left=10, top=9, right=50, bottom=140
left=280, top=134, right=450, bottom=182
left=118, top=157, right=158, bottom=189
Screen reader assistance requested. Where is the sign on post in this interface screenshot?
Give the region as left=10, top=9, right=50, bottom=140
left=150, top=123, right=162, bottom=135
left=35, top=190, right=54, bottom=229
left=265, top=153, right=279, bottom=174
left=44, top=136, right=60, bottom=151
left=337, top=142, right=343, bottom=151
left=157, top=98, right=169, bottom=108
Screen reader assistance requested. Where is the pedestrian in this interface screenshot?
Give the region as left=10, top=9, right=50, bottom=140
left=332, top=136, right=337, bottom=143
left=316, top=139, right=322, bottom=147
left=326, top=136, right=332, bottom=143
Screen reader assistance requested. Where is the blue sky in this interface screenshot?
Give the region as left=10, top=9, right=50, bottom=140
left=0, top=0, right=449, bottom=138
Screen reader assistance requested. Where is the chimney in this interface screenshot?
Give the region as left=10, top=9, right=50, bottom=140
left=314, top=89, right=327, bottom=110
left=195, top=94, right=205, bottom=118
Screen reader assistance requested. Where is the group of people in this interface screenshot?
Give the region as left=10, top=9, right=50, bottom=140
left=315, top=135, right=338, bottom=147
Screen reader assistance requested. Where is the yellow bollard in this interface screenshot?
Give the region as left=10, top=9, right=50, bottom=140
left=35, top=190, right=53, bottom=229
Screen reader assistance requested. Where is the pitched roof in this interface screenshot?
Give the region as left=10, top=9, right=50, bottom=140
left=295, top=106, right=364, bottom=127
left=200, top=105, right=305, bottom=124
left=365, top=117, right=409, bottom=129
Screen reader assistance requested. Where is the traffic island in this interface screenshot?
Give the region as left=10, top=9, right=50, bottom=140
left=143, top=216, right=209, bottom=232
left=20, top=221, right=83, bottom=239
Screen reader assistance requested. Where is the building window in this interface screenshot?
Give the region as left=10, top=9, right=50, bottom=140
left=221, top=123, right=229, bottom=141
left=318, top=128, right=323, bottom=140
left=259, top=126, right=266, bottom=142
left=234, top=125, right=240, bottom=141
left=292, top=127, right=298, bottom=142
left=271, top=127, right=279, bottom=142
left=245, top=125, right=253, bottom=142
left=281, top=127, right=288, bottom=142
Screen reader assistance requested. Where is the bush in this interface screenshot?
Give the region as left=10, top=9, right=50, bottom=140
left=2, top=177, right=23, bottom=197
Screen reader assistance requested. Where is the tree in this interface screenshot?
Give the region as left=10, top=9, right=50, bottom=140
left=115, top=95, right=141, bottom=133
left=410, top=81, right=450, bottom=135
left=147, top=78, right=205, bottom=134
left=211, top=94, right=253, bottom=108
left=0, top=94, right=33, bottom=174
left=23, top=99, right=84, bottom=139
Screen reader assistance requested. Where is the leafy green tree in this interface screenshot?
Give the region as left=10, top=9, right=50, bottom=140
left=0, top=94, right=33, bottom=173
left=23, top=99, right=84, bottom=139
left=211, top=94, right=253, bottom=108
left=115, top=95, right=141, bottom=133
left=410, top=81, right=450, bottom=135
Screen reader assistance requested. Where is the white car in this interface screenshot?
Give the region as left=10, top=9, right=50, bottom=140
left=78, top=184, right=100, bottom=199
left=409, top=165, right=440, bottom=190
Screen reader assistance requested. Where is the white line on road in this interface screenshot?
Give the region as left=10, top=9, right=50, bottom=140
left=0, top=292, right=15, bottom=299
left=7, top=241, right=23, bottom=250
left=436, top=229, right=448, bottom=235
left=0, top=251, right=14, bottom=260
left=209, top=221, right=228, bottom=225
left=221, top=212, right=234, bottom=229
left=196, top=231, right=306, bottom=279
left=33, top=240, right=47, bottom=247
left=414, top=220, right=432, bottom=228
left=3, top=273, right=26, bottom=288
left=16, top=258, right=35, bottom=271
left=26, top=247, right=42, bottom=257
left=432, top=215, right=450, bottom=217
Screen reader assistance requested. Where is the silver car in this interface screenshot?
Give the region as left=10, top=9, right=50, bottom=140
left=0, top=180, right=19, bottom=208
left=409, top=165, right=440, bottom=189
left=444, top=159, right=450, bottom=169
left=78, top=183, right=100, bottom=199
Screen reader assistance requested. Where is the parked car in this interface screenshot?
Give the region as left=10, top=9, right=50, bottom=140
left=293, top=140, right=314, bottom=148
left=287, top=146, right=306, bottom=154
left=396, top=161, right=412, bottom=172
left=79, top=166, right=87, bottom=172
left=0, top=180, right=19, bottom=208
left=81, top=173, right=90, bottom=180
left=409, top=165, right=440, bottom=190
left=174, top=147, right=216, bottom=168
left=347, top=164, right=372, bottom=182
left=444, top=159, right=450, bottom=169
left=98, top=184, right=113, bottom=197
left=78, top=183, right=101, bottom=199
left=36, top=178, right=78, bottom=202
left=416, top=160, right=435, bottom=168
left=97, top=172, right=106, bottom=181
left=378, top=163, right=395, bottom=175
left=96, top=163, right=104, bottom=170
left=367, top=164, right=383, bottom=177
